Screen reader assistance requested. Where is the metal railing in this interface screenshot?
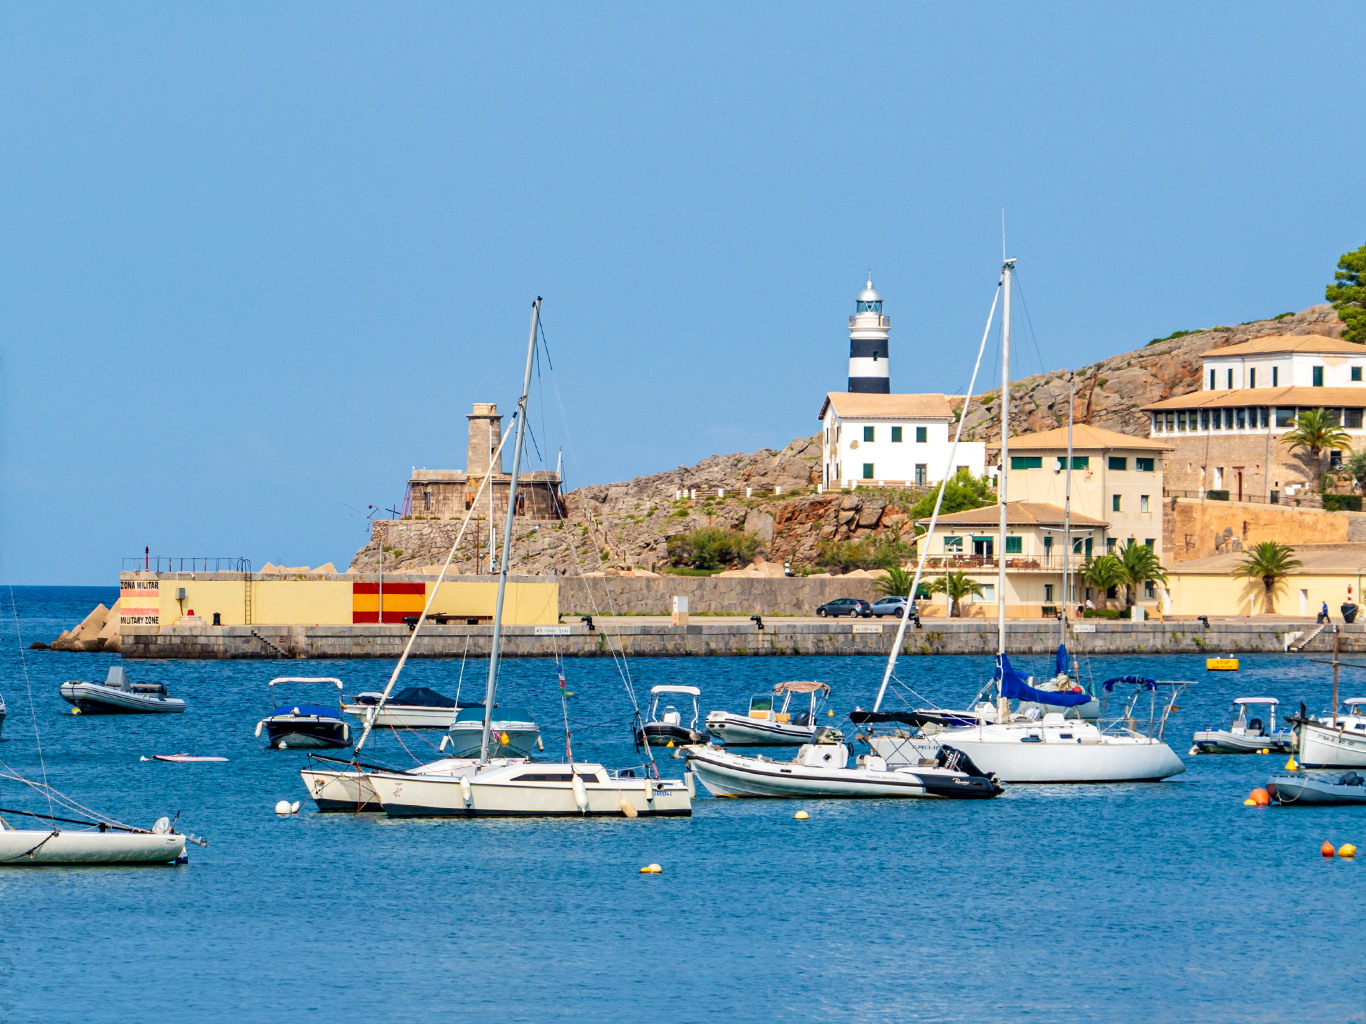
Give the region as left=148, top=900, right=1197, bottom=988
left=122, top=557, right=252, bottom=574
left=920, top=554, right=1091, bottom=572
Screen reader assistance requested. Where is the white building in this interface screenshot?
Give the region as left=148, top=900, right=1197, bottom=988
left=818, top=392, right=987, bottom=488
left=1197, top=334, right=1366, bottom=392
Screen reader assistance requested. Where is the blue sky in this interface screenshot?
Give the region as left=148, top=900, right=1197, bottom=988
left=1, top=3, right=1363, bottom=583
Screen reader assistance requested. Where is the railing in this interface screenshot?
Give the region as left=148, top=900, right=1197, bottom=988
left=921, top=554, right=1091, bottom=572
left=122, top=557, right=252, bottom=573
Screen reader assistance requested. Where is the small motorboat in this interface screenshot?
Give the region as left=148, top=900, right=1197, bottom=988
left=342, top=686, right=472, bottom=729
left=1191, top=697, right=1293, bottom=754
left=1266, top=771, right=1366, bottom=805
left=255, top=677, right=351, bottom=750
left=635, top=685, right=708, bottom=747
left=705, top=681, right=844, bottom=747
left=684, top=740, right=1002, bottom=799
left=0, top=693, right=6, bottom=738
left=59, top=666, right=186, bottom=715
left=441, top=706, right=541, bottom=758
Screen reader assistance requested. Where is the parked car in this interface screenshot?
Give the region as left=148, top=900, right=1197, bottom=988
left=869, top=596, right=908, bottom=618
left=815, top=598, right=872, bottom=618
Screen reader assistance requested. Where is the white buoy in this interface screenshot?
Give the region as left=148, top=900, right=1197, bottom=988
left=275, top=800, right=292, bottom=815
left=619, top=797, right=638, bottom=818
left=278, top=741, right=288, bottom=750
left=139, top=756, right=149, bottom=762
left=290, top=801, right=301, bottom=814
left=460, top=776, right=473, bottom=808
left=572, top=774, right=588, bottom=813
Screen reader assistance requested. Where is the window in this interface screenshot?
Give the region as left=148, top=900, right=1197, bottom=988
left=1250, top=368, right=1256, bottom=388
left=943, top=536, right=963, bottom=551
left=891, top=426, right=902, bottom=443
left=1106, top=585, right=1118, bottom=599
left=1073, top=538, right=1084, bottom=554
left=1200, top=410, right=1210, bottom=430
left=1055, top=456, right=1088, bottom=470
left=1236, top=408, right=1246, bottom=430
left=1355, top=367, right=1363, bottom=383
left=862, top=463, right=874, bottom=479
left=1273, top=366, right=1279, bottom=386
left=1327, top=408, right=1342, bottom=427
left=1331, top=450, right=1343, bottom=469
left=863, top=426, right=875, bottom=442
left=915, top=464, right=927, bottom=485
left=1109, top=456, right=1128, bottom=471
left=1140, top=495, right=1150, bottom=512
left=1005, top=536, right=1022, bottom=554
left=1144, top=538, right=1154, bottom=549
left=1276, top=407, right=1295, bottom=428
left=1106, top=538, right=1117, bottom=552
left=981, top=585, right=995, bottom=602
left=1136, top=457, right=1154, bottom=472
left=1153, top=414, right=1162, bottom=433
left=1348, top=409, right=1363, bottom=429
left=915, top=426, right=927, bottom=443
left=1227, top=369, right=1234, bottom=389
left=1259, top=407, right=1269, bottom=428
left=1209, top=369, right=1216, bottom=390
left=1314, top=366, right=1324, bottom=387
left=1112, top=494, right=1122, bottom=512
left=1011, top=456, right=1042, bottom=469
left=1144, top=581, right=1155, bottom=599
left=1177, top=411, right=1187, bottom=431
left=1165, top=412, right=1175, bottom=432
left=1045, top=584, right=1054, bottom=602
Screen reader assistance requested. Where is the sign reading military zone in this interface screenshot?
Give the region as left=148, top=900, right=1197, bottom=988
left=120, top=580, right=160, bottom=625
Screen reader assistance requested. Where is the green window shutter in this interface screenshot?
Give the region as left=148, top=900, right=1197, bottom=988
left=891, top=426, right=902, bottom=442
left=915, top=426, right=927, bottom=443
left=1314, top=366, right=1324, bottom=387
left=1005, top=536, right=1022, bottom=554
left=862, top=463, right=874, bottom=479
left=1108, top=456, right=1127, bottom=471
left=1136, top=457, right=1154, bottom=472
left=863, top=426, right=875, bottom=442
left=1011, top=456, right=1042, bottom=470
left=1072, top=456, right=1089, bottom=470
left=1112, top=494, right=1122, bottom=512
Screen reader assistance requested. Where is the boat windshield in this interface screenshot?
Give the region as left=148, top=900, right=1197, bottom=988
left=749, top=696, right=773, bottom=713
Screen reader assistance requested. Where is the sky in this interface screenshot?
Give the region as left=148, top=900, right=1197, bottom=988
left=1, top=2, right=1363, bottom=584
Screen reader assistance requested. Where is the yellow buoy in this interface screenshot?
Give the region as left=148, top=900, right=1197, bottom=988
left=795, top=810, right=810, bottom=820
left=1259, top=748, right=1269, bottom=754
left=827, top=710, right=834, bottom=717
left=1243, top=799, right=1257, bottom=806
left=1286, top=756, right=1299, bottom=771
left=639, top=863, right=662, bottom=874
left=1340, top=843, right=1357, bottom=858
left=666, top=740, right=674, bottom=748
left=70, top=707, right=81, bottom=715
left=499, top=731, right=510, bottom=746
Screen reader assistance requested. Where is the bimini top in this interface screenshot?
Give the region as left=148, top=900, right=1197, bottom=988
left=774, top=681, right=830, bottom=695
left=269, top=677, right=344, bottom=689
left=1344, top=698, right=1366, bottom=708
left=1234, top=697, right=1279, bottom=706
left=1103, top=676, right=1155, bottom=691
left=650, top=685, right=701, bottom=696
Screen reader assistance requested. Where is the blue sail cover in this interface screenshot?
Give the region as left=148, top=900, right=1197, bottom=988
left=1102, top=675, right=1155, bottom=692
left=996, top=654, right=1093, bottom=708
left=1054, top=643, right=1069, bottom=678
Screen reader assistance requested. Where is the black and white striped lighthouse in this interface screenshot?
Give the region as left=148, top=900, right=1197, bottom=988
left=847, top=274, right=890, bottom=393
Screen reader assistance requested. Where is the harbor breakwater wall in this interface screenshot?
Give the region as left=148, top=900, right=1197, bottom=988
left=558, top=576, right=879, bottom=616
left=119, top=619, right=1359, bottom=660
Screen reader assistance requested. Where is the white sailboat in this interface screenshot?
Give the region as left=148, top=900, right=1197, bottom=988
left=356, top=299, right=693, bottom=818
left=860, top=258, right=1186, bottom=783
left=1287, top=635, right=1366, bottom=768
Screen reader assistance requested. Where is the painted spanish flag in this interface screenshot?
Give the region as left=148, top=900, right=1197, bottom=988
left=352, top=582, right=426, bottom=623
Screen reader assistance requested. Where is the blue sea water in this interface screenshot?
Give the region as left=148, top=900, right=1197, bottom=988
left=0, top=587, right=1362, bottom=1023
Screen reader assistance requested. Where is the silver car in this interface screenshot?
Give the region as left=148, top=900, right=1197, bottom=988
left=869, top=596, right=909, bottom=618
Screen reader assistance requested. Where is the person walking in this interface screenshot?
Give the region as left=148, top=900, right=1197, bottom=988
left=1319, top=600, right=1332, bottom=624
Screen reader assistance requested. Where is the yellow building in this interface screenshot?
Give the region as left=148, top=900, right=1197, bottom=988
left=1164, top=543, right=1366, bottom=618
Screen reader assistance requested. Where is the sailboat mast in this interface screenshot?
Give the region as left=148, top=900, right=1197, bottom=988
left=1062, top=384, right=1073, bottom=649
left=478, top=298, right=542, bottom=764
left=998, top=259, right=1014, bottom=675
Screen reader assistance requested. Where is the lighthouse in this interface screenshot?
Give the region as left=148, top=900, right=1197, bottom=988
left=847, top=274, right=890, bottom=393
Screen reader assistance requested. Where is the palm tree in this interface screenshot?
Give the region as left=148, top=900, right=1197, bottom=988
left=1282, top=408, right=1352, bottom=492
left=1117, top=540, right=1169, bottom=609
left=927, top=570, right=985, bottom=617
left=1231, top=541, right=1302, bottom=615
left=1081, top=554, right=1127, bottom=610
left=873, top=566, right=912, bottom=599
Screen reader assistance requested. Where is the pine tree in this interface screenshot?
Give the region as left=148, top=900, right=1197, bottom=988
left=1327, top=242, right=1366, bottom=345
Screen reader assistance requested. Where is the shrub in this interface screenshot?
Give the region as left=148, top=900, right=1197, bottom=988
left=1083, top=608, right=1124, bottom=619
left=1206, top=490, right=1230, bottom=501
left=1147, top=329, right=1197, bottom=346
left=1325, top=494, right=1363, bottom=512
left=666, top=528, right=761, bottom=570
left=815, top=534, right=910, bottom=572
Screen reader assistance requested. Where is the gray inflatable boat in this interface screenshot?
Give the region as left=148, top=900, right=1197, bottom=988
left=1267, top=771, right=1366, bottom=805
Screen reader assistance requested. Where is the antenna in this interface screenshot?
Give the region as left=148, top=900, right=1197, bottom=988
left=1001, top=209, right=1006, bottom=262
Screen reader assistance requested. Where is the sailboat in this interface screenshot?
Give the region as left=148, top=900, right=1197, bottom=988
left=357, top=299, right=693, bottom=817
left=859, top=258, right=1186, bottom=783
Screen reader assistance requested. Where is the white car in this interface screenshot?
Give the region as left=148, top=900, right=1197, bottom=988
left=869, top=596, right=908, bottom=618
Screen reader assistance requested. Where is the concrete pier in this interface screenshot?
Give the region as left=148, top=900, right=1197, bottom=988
left=120, top=617, right=1358, bottom=660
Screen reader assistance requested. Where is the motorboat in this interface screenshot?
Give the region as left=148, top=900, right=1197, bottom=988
left=685, top=740, right=1002, bottom=799
left=705, top=681, right=843, bottom=747
left=1266, top=771, right=1366, bottom=805
left=342, top=686, right=471, bottom=729
left=442, top=706, right=542, bottom=757
left=300, top=753, right=529, bottom=812
left=864, top=668, right=1189, bottom=783
left=1191, top=697, right=1293, bottom=755
left=1288, top=698, right=1366, bottom=768
left=59, top=666, right=186, bottom=715
left=367, top=759, right=694, bottom=817
left=255, top=677, right=351, bottom=750
left=635, top=685, right=707, bottom=747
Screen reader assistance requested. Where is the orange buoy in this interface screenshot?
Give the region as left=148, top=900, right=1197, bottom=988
left=1322, top=841, right=1336, bottom=858
left=1340, top=843, right=1357, bottom=859
left=1249, top=788, right=1270, bottom=807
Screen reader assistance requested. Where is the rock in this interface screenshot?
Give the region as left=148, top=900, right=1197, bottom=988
left=857, top=500, right=885, bottom=529
left=743, top=509, right=775, bottom=547
left=28, top=641, right=48, bottom=650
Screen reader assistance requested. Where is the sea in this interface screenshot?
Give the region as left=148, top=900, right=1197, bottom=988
left=0, top=586, right=1361, bottom=1023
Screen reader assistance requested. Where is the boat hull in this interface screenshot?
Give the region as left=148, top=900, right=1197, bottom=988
left=705, top=712, right=820, bottom=747
left=685, top=745, right=999, bottom=799
left=59, top=682, right=186, bottom=715
left=1193, top=729, right=1293, bottom=754
left=1267, top=774, right=1366, bottom=805
left=1295, top=721, right=1366, bottom=768
left=264, top=717, right=351, bottom=750
left=369, top=763, right=693, bottom=817
left=636, top=723, right=707, bottom=746
left=873, top=729, right=1186, bottom=783
left=341, top=703, right=455, bottom=729
left=0, top=830, right=186, bottom=865
left=300, top=768, right=384, bottom=811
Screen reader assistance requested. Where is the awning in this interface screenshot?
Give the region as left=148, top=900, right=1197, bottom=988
left=773, top=680, right=829, bottom=695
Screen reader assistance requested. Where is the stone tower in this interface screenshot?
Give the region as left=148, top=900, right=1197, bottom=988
left=847, top=274, right=890, bottom=393
left=466, top=403, right=504, bottom=476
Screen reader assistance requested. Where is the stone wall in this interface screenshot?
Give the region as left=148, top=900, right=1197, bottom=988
left=558, top=574, right=881, bottom=616
left=1163, top=496, right=1366, bottom=563
left=1159, top=431, right=1343, bottom=497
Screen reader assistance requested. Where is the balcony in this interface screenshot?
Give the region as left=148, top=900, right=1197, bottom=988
left=921, top=554, right=1091, bottom=573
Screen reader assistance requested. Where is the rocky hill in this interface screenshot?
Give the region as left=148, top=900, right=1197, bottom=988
left=956, top=304, right=1345, bottom=443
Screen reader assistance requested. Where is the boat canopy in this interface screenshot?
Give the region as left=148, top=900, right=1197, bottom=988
left=774, top=681, right=829, bottom=695
left=391, top=686, right=456, bottom=708
left=650, top=685, right=701, bottom=696
left=1345, top=698, right=1366, bottom=707
left=998, top=654, right=1091, bottom=707
left=1102, top=675, right=1155, bottom=691
left=1233, top=697, right=1279, bottom=706
left=269, top=677, right=344, bottom=689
